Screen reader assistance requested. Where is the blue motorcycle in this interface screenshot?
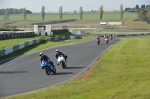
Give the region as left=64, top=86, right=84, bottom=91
left=40, top=60, right=56, bottom=75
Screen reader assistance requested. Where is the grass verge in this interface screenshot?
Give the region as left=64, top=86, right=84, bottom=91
left=0, top=36, right=42, bottom=49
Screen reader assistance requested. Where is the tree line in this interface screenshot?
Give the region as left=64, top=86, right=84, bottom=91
left=0, top=5, right=127, bottom=21
left=2, top=4, right=150, bottom=23
left=4, top=8, right=30, bottom=20
left=0, top=5, right=128, bottom=21
left=125, top=4, right=150, bottom=11
left=0, top=8, right=32, bottom=15
left=40, top=5, right=122, bottom=20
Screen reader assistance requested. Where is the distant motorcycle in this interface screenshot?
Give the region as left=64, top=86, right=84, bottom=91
left=57, top=55, right=67, bottom=69
left=105, top=38, right=109, bottom=44
left=40, top=60, right=56, bottom=75
left=96, top=39, right=100, bottom=45
left=110, top=35, right=113, bottom=40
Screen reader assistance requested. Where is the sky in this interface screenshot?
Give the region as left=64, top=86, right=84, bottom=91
left=0, top=0, right=149, bottom=12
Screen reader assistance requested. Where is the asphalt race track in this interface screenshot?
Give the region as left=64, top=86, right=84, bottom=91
left=0, top=37, right=119, bottom=97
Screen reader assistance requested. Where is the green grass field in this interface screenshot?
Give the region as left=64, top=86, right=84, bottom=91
left=1, top=36, right=150, bottom=99
left=0, top=12, right=137, bottom=22
left=0, top=37, right=41, bottom=49
left=1, top=12, right=150, bottom=29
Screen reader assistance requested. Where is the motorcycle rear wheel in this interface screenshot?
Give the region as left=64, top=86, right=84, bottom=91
left=45, top=66, right=51, bottom=75
left=52, top=66, right=56, bottom=74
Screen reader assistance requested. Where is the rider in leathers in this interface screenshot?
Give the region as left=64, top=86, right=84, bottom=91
left=39, top=52, right=55, bottom=69
left=55, top=49, right=67, bottom=65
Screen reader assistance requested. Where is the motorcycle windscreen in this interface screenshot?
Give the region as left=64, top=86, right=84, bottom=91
left=41, top=60, right=48, bottom=66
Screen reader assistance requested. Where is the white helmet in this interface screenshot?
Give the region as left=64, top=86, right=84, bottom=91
left=39, top=52, right=43, bottom=56
left=56, top=49, right=59, bottom=52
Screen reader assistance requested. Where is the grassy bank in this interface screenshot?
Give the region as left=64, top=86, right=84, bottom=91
left=1, top=36, right=150, bottom=99
left=0, top=37, right=41, bottom=49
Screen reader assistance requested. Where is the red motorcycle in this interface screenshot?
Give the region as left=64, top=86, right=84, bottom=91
left=96, top=38, right=100, bottom=45
left=105, top=38, right=109, bottom=44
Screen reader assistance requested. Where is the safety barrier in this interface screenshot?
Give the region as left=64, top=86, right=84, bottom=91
left=0, top=31, right=35, bottom=39
left=90, top=32, right=150, bottom=37
left=0, top=39, right=42, bottom=58
left=48, top=35, right=76, bottom=41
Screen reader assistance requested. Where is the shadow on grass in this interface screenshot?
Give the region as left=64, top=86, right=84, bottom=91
left=0, top=71, right=27, bottom=74
left=0, top=40, right=47, bottom=65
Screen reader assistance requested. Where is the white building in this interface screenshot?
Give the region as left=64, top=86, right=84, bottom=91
left=34, top=25, right=52, bottom=36
left=107, top=22, right=124, bottom=25
left=100, top=22, right=107, bottom=25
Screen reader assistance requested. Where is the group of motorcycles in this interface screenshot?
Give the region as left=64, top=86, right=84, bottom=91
left=96, top=35, right=114, bottom=45
left=40, top=35, right=114, bottom=75
left=40, top=55, right=67, bottom=75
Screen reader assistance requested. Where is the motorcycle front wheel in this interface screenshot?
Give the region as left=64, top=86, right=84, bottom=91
left=61, top=61, right=67, bottom=69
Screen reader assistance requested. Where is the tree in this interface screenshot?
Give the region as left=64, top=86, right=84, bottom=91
left=0, top=8, right=31, bottom=15
left=138, top=9, right=147, bottom=21
left=120, top=4, right=123, bottom=19
left=146, top=10, right=150, bottom=23
left=99, top=5, right=103, bottom=20
left=146, top=6, right=150, bottom=23
left=59, top=6, right=63, bottom=19
left=91, top=10, right=94, bottom=12
left=79, top=6, right=83, bottom=20
left=125, top=8, right=131, bottom=11
left=26, top=10, right=32, bottom=14
left=141, top=5, right=145, bottom=9
left=23, top=7, right=26, bottom=20
left=41, top=6, right=45, bottom=20
left=5, top=8, right=9, bottom=19
left=146, top=5, right=150, bottom=10
left=143, top=5, right=146, bottom=9
left=73, top=10, right=77, bottom=13
left=135, top=5, right=139, bottom=9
